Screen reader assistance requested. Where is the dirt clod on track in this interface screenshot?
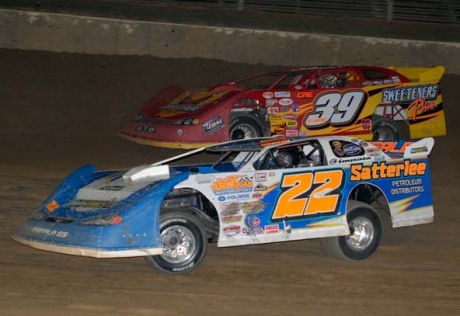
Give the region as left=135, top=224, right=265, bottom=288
left=0, top=48, right=459, bottom=316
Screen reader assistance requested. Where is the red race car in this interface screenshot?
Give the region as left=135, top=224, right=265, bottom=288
left=117, top=65, right=446, bottom=149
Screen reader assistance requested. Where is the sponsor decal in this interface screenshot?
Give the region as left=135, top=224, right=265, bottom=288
left=278, top=98, right=293, bottom=106
left=134, top=114, right=144, bottom=121
left=222, top=215, right=243, bottom=224
left=267, top=107, right=279, bottom=115
left=223, top=225, right=241, bottom=236
left=220, top=202, right=241, bottom=216
left=391, top=178, right=424, bottom=195
left=222, top=194, right=251, bottom=201
left=263, top=92, right=274, bottom=99
left=161, top=104, right=201, bottom=112
left=338, top=156, right=371, bottom=163
left=283, top=114, right=297, bottom=120
left=286, top=129, right=299, bottom=137
left=350, top=160, right=427, bottom=181
left=286, top=120, right=297, bottom=129
left=407, top=98, right=439, bottom=120
left=45, top=200, right=59, bottom=212
left=366, top=147, right=381, bottom=156
left=266, top=99, right=278, bottom=106
left=275, top=91, right=291, bottom=98
left=410, top=146, right=428, bottom=154
left=32, top=227, right=68, bottom=238
left=265, top=224, right=280, bottom=234
left=68, top=200, right=114, bottom=209
left=363, top=79, right=400, bottom=86
left=246, top=215, right=261, bottom=228
left=299, top=131, right=307, bottom=137
left=343, top=143, right=362, bottom=156
left=211, top=175, right=253, bottom=195
left=269, top=172, right=276, bottom=177
left=241, top=201, right=265, bottom=214
left=369, top=141, right=414, bottom=155
left=218, top=196, right=226, bottom=202
left=195, top=175, right=216, bottom=184
left=254, top=172, right=267, bottom=182
left=252, top=193, right=263, bottom=199
left=269, top=114, right=282, bottom=121
left=297, top=91, right=313, bottom=98
left=359, top=141, right=369, bottom=147
left=280, top=105, right=291, bottom=113
left=292, top=104, right=300, bottom=112
left=331, top=140, right=364, bottom=157
left=382, top=84, right=438, bottom=103
left=136, top=126, right=155, bottom=133
left=361, top=118, right=371, bottom=130
left=329, top=158, right=338, bottom=165
left=243, top=227, right=264, bottom=236
left=203, top=115, right=225, bottom=135
left=100, top=185, right=124, bottom=191
left=254, top=183, right=268, bottom=191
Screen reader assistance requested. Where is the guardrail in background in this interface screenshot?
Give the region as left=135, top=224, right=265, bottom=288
left=138, top=0, right=459, bottom=24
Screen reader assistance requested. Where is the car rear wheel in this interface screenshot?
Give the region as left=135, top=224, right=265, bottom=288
left=372, top=118, right=399, bottom=141
left=229, top=117, right=263, bottom=140
left=145, top=210, right=207, bottom=274
left=320, top=200, right=382, bottom=261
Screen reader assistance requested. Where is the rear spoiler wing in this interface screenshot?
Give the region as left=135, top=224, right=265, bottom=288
left=369, top=138, right=434, bottom=159
left=387, top=66, right=444, bottom=82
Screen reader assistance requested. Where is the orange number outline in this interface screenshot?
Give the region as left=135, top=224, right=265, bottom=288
left=271, top=169, right=344, bottom=221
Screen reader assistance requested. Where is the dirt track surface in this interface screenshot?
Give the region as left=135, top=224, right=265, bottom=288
left=1, top=49, right=459, bottom=316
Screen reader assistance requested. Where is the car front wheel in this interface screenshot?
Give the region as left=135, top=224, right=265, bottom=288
left=320, top=200, right=382, bottom=261
left=145, top=210, right=207, bottom=274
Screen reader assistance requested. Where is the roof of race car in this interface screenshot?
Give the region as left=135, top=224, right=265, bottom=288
left=205, top=136, right=325, bottom=152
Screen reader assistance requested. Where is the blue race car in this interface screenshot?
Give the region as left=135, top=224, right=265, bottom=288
left=13, top=136, right=435, bottom=274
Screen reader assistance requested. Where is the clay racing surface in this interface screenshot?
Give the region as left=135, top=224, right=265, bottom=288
left=1, top=49, right=459, bottom=315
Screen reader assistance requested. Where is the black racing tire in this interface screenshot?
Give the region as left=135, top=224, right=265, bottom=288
left=145, top=210, right=207, bottom=274
left=320, top=200, right=382, bottom=261
left=372, top=117, right=400, bottom=141
left=229, top=116, right=263, bottom=141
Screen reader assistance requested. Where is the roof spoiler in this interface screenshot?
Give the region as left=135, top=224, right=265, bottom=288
left=403, top=138, right=434, bottom=159
left=387, top=66, right=444, bottom=82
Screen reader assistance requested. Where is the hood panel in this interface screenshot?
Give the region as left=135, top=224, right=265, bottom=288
left=146, top=88, right=237, bottom=120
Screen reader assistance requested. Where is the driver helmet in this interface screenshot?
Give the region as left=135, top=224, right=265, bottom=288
left=275, top=149, right=299, bottom=168
left=319, top=74, right=338, bottom=88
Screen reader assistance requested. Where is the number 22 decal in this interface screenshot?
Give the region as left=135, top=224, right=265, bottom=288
left=304, top=91, right=366, bottom=128
left=271, top=170, right=344, bottom=221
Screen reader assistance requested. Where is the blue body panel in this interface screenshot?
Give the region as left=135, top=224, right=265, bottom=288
left=13, top=165, right=189, bottom=256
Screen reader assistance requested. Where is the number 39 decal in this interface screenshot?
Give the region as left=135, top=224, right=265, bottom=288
left=271, top=170, right=344, bottom=221
left=304, top=91, right=366, bottom=128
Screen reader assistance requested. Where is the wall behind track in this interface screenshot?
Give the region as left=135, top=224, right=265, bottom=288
left=1, top=9, right=459, bottom=74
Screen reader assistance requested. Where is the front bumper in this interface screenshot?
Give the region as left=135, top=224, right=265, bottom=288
left=12, top=234, right=162, bottom=258
left=117, top=115, right=229, bottom=149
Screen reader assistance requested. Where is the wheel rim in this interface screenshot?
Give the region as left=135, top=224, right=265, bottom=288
left=160, top=225, right=196, bottom=264
left=230, top=124, right=258, bottom=140
left=345, top=216, right=374, bottom=251
left=373, top=126, right=394, bottom=141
